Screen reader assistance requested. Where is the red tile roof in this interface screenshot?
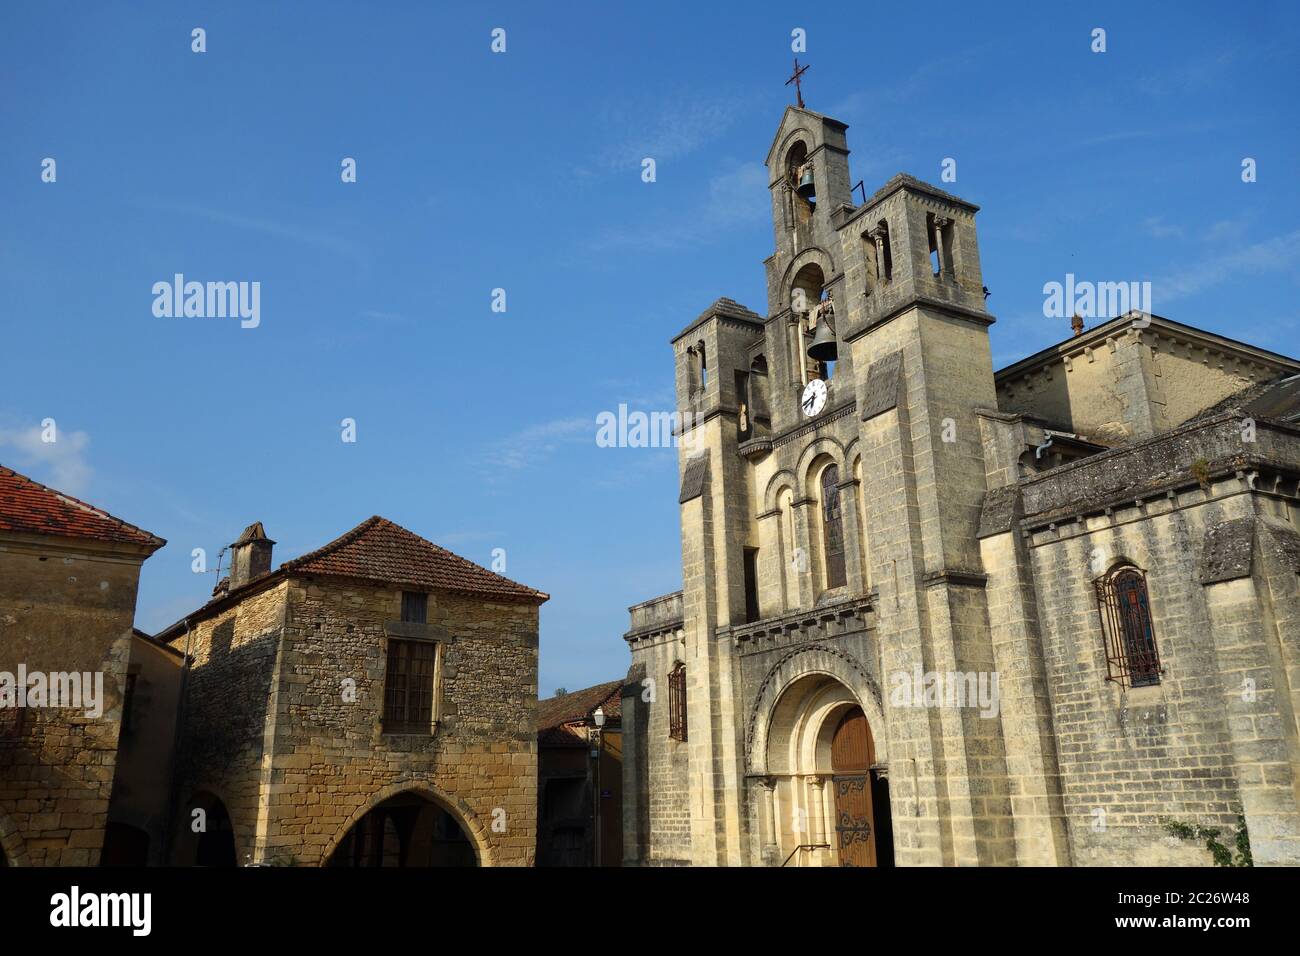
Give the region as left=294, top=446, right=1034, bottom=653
left=283, top=515, right=549, bottom=604
left=0, top=463, right=164, bottom=550
left=537, top=679, right=623, bottom=746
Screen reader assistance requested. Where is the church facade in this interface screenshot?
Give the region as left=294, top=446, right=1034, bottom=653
left=619, top=105, right=1300, bottom=867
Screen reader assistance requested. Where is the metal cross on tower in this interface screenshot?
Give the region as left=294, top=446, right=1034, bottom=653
left=785, top=57, right=809, bottom=109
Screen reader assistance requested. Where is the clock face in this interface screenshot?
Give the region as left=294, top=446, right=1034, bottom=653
left=800, top=378, right=827, bottom=417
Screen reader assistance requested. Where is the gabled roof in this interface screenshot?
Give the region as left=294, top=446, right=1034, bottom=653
left=537, top=679, right=624, bottom=747
left=0, top=463, right=164, bottom=551
left=995, top=312, right=1300, bottom=383
left=158, top=514, right=549, bottom=642
left=283, top=515, right=549, bottom=604
left=764, top=104, right=848, bottom=170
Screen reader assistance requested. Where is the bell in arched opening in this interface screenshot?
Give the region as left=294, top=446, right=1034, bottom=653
left=807, top=295, right=837, bottom=364
left=795, top=163, right=816, bottom=202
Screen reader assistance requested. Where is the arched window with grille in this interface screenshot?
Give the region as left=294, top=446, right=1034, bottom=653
left=1095, top=565, right=1161, bottom=687
left=820, top=465, right=847, bottom=589
left=668, top=662, right=688, bottom=741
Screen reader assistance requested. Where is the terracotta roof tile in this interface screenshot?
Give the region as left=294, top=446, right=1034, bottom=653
left=283, top=515, right=548, bottom=604
left=537, top=679, right=624, bottom=733
left=0, top=463, right=164, bottom=550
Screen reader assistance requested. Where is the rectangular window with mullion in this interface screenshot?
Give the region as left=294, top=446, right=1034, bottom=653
left=383, top=638, right=437, bottom=734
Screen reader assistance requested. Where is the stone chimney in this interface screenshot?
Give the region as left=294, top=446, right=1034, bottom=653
left=228, top=521, right=275, bottom=589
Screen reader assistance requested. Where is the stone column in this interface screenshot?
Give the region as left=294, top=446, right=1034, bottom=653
left=837, top=477, right=866, bottom=594
left=807, top=776, right=826, bottom=844
left=761, top=777, right=778, bottom=863
left=756, top=510, right=784, bottom=620
left=933, top=216, right=952, bottom=278
left=868, top=229, right=886, bottom=285
left=790, top=499, right=818, bottom=608
left=787, top=315, right=805, bottom=389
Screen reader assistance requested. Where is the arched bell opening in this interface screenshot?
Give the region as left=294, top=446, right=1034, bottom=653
left=790, top=263, right=836, bottom=380
left=785, top=141, right=815, bottom=218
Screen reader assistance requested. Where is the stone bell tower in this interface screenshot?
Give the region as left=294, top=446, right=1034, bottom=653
left=623, top=87, right=1059, bottom=868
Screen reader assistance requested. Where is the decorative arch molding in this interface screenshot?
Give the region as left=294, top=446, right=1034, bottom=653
left=746, top=643, right=886, bottom=776
left=0, top=809, right=29, bottom=866
left=318, top=780, right=493, bottom=868
left=1091, top=551, right=1145, bottom=584
left=843, top=436, right=861, bottom=471
left=796, top=436, right=847, bottom=494
left=781, top=247, right=838, bottom=306
left=763, top=469, right=799, bottom=513
left=771, top=127, right=817, bottom=184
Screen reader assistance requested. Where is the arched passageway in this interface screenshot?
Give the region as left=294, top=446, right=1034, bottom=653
left=327, top=791, right=477, bottom=867
left=763, top=674, right=893, bottom=867
left=174, top=791, right=238, bottom=867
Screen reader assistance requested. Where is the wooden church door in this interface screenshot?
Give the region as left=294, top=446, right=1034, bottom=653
left=831, top=706, right=876, bottom=867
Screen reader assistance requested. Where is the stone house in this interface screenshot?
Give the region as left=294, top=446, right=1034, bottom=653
left=0, top=463, right=165, bottom=866
left=155, top=515, right=548, bottom=867
left=536, top=680, right=623, bottom=866
left=621, top=103, right=1300, bottom=867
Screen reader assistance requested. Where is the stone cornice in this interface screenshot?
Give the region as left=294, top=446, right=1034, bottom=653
left=922, top=568, right=988, bottom=589
left=771, top=399, right=858, bottom=450
left=0, top=532, right=158, bottom=564
left=724, top=593, right=876, bottom=649
left=834, top=173, right=981, bottom=235
left=995, top=314, right=1300, bottom=387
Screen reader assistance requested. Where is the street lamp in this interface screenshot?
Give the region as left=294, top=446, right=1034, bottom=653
left=590, top=706, right=606, bottom=867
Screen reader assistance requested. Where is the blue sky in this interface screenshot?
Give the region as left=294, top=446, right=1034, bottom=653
left=2, top=1, right=1298, bottom=695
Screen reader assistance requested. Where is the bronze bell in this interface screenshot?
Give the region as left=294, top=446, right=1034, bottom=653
left=796, top=166, right=816, bottom=201
left=807, top=318, right=837, bottom=363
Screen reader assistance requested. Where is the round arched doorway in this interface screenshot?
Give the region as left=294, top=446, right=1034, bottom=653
left=327, top=791, right=477, bottom=867
left=761, top=675, right=893, bottom=867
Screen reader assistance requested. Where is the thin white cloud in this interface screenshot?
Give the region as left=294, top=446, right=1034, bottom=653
left=579, top=90, right=757, bottom=177
left=1153, top=229, right=1300, bottom=304
left=480, top=416, right=593, bottom=473
left=586, top=160, right=768, bottom=253
left=0, top=420, right=93, bottom=494
left=1142, top=216, right=1184, bottom=240
left=144, top=200, right=364, bottom=259
left=1134, top=50, right=1237, bottom=98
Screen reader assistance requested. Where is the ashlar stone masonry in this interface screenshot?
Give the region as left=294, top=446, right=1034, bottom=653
left=620, top=103, right=1300, bottom=868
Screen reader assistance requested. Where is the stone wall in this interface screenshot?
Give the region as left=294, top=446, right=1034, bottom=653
left=171, top=574, right=539, bottom=866
left=623, top=610, right=691, bottom=865
left=0, top=538, right=147, bottom=865
left=1023, top=494, right=1247, bottom=864
left=172, top=579, right=287, bottom=864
